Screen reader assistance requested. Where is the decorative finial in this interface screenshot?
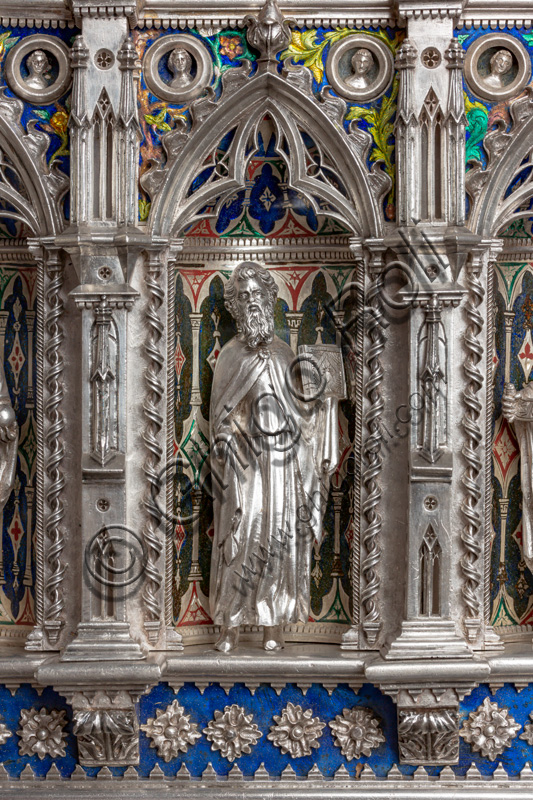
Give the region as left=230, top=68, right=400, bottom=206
left=245, top=0, right=293, bottom=73
left=444, top=38, right=465, bottom=69
left=395, top=40, right=418, bottom=70
left=117, top=38, right=138, bottom=71
left=70, top=35, right=89, bottom=69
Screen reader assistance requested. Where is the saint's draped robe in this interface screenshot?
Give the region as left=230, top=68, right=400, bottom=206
left=511, top=382, right=533, bottom=570
left=209, top=334, right=337, bottom=628
left=0, top=360, right=16, bottom=508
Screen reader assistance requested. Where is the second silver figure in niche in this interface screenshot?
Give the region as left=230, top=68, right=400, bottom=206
left=210, top=262, right=342, bottom=653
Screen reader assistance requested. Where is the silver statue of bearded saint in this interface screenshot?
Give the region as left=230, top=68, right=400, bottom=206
left=209, top=262, right=343, bottom=653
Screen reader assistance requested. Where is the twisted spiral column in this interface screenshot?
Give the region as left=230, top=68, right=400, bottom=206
left=142, top=251, right=165, bottom=643
left=361, top=257, right=385, bottom=645
left=461, top=254, right=485, bottom=642
left=484, top=260, right=495, bottom=629
left=165, top=260, right=175, bottom=631
left=352, top=258, right=365, bottom=630
left=483, top=250, right=503, bottom=649
left=43, top=251, right=66, bottom=645
left=24, top=250, right=46, bottom=650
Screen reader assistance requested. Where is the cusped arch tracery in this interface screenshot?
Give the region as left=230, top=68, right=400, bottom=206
left=0, top=91, right=68, bottom=238
left=467, top=89, right=533, bottom=239
left=148, top=72, right=387, bottom=241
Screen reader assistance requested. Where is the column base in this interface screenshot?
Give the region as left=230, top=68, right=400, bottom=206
left=483, top=624, right=505, bottom=651
left=161, top=626, right=184, bottom=650
left=340, top=625, right=360, bottom=650
left=383, top=619, right=473, bottom=660
left=25, top=625, right=46, bottom=651
left=61, top=621, right=145, bottom=661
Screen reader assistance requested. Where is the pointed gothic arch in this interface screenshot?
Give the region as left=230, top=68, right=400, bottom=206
left=148, top=72, right=386, bottom=240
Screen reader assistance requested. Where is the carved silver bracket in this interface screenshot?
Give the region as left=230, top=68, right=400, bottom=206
left=60, top=687, right=147, bottom=766
left=369, top=658, right=489, bottom=766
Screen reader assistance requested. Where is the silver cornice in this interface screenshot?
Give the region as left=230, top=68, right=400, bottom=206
left=396, top=1, right=465, bottom=21
left=0, top=239, right=36, bottom=264
left=1, top=0, right=532, bottom=30
left=0, top=642, right=531, bottom=692
left=5, top=776, right=533, bottom=795
left=177, top=236, right=355, bottom=263
left=0, top=2, right=75, bottom=28
left=459, top=1, right=533, bottom=27
left=0, top=758, right=525, bottom=786
left=499, top=238, right=533, bottom=261
left=138, top=3, right=396, bottom=29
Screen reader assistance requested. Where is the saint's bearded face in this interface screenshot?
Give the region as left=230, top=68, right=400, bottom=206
left=234, top=277, right=274, bottom=349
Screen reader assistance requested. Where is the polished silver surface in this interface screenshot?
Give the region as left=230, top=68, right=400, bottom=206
left=0, top=0, right=532, bottom=793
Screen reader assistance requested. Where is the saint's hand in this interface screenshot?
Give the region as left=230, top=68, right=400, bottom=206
left=0, top=405, right=16, bottom=443
left=502, top=383, right=518, bottom=423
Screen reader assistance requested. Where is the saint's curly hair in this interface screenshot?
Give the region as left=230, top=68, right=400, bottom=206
left=224, top=262, right=278, bottom=319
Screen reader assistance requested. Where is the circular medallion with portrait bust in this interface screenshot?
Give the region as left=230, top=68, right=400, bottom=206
left=326, top=35, right=393, bottom=103
left=5, top=35, right=71, bottom=104
left=465, top=33, right=531, bottom=102
left=143, top=34, right=213, bottom=103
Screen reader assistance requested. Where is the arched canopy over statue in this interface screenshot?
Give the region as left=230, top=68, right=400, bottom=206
left=209, top=261, right=345, bottom=652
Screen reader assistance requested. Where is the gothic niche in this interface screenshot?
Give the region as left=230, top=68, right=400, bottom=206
left=419, top=525, right=441, bottom=617
left=170, top=115, right=359, bottom=645
left=417, top=294, right=447, bottom=463
left=420, top=89, right=444, bottom=223
left=492, top=254, right=533, bottom=630
left=90, top=298, right=118, bottom=467
left=92, top=90, right=115, bottom=222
